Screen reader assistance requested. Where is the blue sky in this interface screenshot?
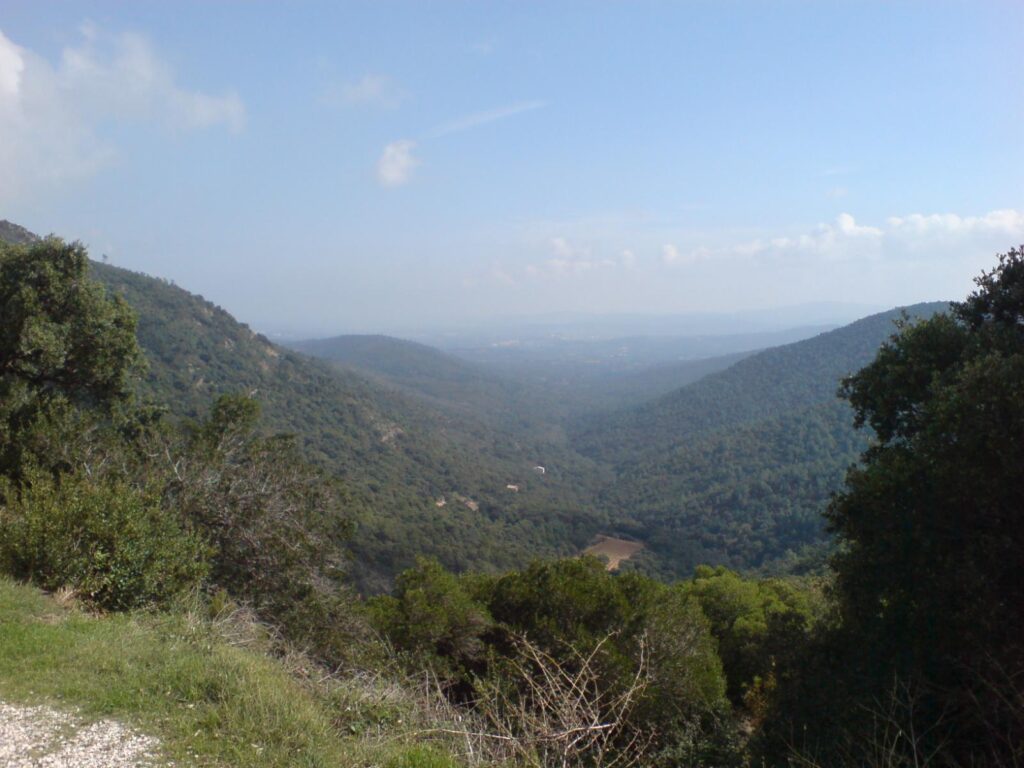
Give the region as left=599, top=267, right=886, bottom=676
left=1, top=1, right=1022, bottom=335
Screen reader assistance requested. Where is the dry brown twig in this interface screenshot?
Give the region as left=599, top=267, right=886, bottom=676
left=404, top=632, right=653, bottom=768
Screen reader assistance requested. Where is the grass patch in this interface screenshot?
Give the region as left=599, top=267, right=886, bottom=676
left=0, top=578, right=417, bottom=767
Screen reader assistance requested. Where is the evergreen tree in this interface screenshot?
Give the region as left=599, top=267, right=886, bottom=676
left=766, top=247, right=1024, bottom=765
left=0, top=238, right=139, bottom=481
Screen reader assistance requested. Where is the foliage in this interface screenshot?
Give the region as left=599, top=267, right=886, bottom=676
left=368, top=557, right=492, bottom=680
left=605, top=400, right=869, bottom=578
left=0, top=469, right=207, bottom=610
left=0, top=238, right=140, bottom=482
left=90, top=261, right=609, bottom=591
left=680, top=565, right=822, bottom=704
left=372, top=557, right=734, bottom=767
left=762, top=247, right=1024, bottom=766
left=572, top=305, right=945, bottom=578
left=168, top=394, right=364, bottom=662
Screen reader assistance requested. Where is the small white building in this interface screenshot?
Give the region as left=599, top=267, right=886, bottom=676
left=533, top=466, right=546, bottom=475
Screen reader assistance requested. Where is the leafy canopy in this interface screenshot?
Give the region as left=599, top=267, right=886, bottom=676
left=764, top=246, right=1024, bottom=766
left=0, top=238, right=139, bottom=480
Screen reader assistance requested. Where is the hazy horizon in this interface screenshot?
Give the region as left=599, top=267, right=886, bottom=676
left=2, top=2, right=1021, bottom=336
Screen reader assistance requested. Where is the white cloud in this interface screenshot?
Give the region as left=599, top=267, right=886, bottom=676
left=682, top=210, right=1024, bottom=266
left=377, top=139, right=418, bottom=187
left=374, top=99, right=544, bottom=188
left=0, top=25, right=245, bottom=204
left=620, top=249, right=637, bottom=268
left=886, top=209, right=1024, bottom=237
left=323, top=73, right=405, bottom=109
left=0, top=30, right=24, bottom=97
left=431, top=100, right=546, bottom=137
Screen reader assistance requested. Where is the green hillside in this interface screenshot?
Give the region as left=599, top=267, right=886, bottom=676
left=554, top=349, right=756, bottom=412
left=89, top=263, right=610, bottom=590
left=293, top=334, right=758, bottom=431
left=290, top=333, right=563, bottom=437
left=602, top=400, right=870, bottom=578
left=573, top=303, right=948, bottom=466
left=576, top=303, right=949, bottom=577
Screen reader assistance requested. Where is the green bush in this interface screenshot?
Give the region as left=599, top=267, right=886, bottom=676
left=0, top=470, right=208, bottom=610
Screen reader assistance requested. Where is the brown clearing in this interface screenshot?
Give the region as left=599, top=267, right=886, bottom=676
left=583, top=535, right=644, bottom=571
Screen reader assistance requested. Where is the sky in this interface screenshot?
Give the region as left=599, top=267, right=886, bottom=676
left=1, top=1, right=1022, bottom=337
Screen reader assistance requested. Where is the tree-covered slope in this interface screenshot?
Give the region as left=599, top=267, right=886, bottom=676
left=0, top=221, right=954, bottom=587
left=86, top=263, right=610, bottom=589
left=573, top=303, right=948, bottom=467
left=605, top=400, right=871, bottom=579
left=0, top=220, right=38, bottom=246
left=576, top=304, right=949, bottom=578
left=554, top=349, right=756, bottom=412
left=290, top=334, right=560, bottom=436
left=294, top=334, right=764, bottom=432
left=292, top=334, right=485, bottom=385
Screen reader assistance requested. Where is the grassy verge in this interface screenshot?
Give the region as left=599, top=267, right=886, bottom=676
left=0, top=578, right=456, bottom=768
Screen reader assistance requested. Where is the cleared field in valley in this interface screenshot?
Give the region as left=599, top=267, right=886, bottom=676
left=583, top=535, right=644, bottom=571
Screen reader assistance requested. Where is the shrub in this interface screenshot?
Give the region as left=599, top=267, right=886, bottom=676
left=0, top=470, right=208, bottom=610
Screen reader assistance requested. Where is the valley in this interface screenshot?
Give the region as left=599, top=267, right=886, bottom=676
left=0, top=222, right=949, bottom=590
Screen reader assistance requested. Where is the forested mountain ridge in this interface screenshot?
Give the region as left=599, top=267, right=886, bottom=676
left=577, top=303, right=949, bottom=578
left=289, top=333, right=563, bottom=438
left=573, top=302, right=949, bottom=466
left=0, top=220, right=38, bottom=246
left=603, top=400, right=871, bottom=578
left=291, top=334, right=761, bottom=429
left=292, top=334, right=487, bottom=384
left=0, top=224, right=609, bottom=590
left=88, top=262, right=609, bottom=590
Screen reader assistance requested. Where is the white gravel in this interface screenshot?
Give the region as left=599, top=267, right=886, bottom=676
left=0, top=701, right=161, bottom=767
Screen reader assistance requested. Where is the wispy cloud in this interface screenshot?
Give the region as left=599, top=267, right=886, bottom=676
left=659, top=210, right=1024, bottom=267
left=478, top=208, right=1024, bottom=289
left=0, top=24, right=244, bottom=204
left=523, top=237, right=633, bottom=279
left=376, top=100, right=546, bottom=189
left=322, top=73, right=405, bottom=109
left=377, top=139, right=418, bottom=187
left=430, top=100, right=546, bottom=137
